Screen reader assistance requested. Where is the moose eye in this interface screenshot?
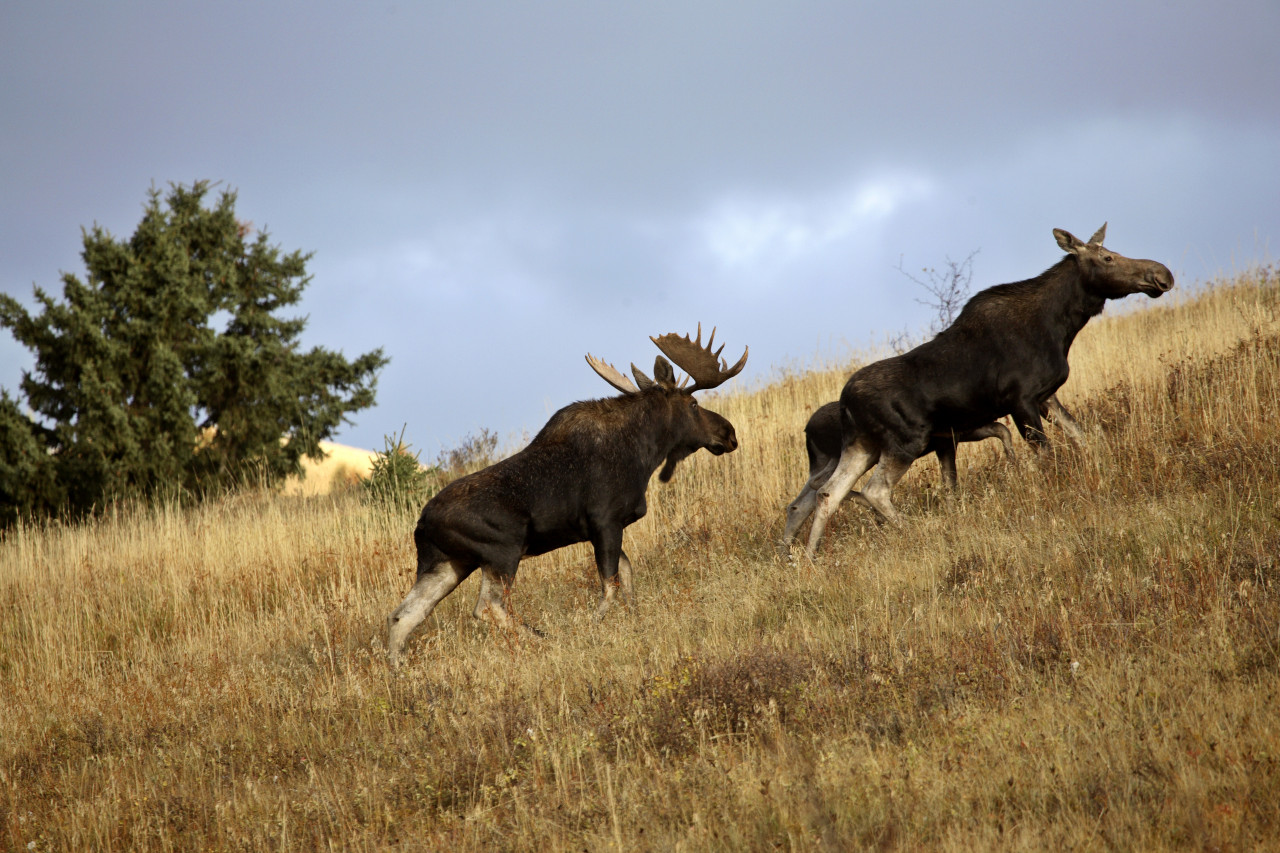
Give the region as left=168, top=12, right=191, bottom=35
left=1103, top=254, right=1114, bottom=263
left=689, top=397, right=699, bottom=409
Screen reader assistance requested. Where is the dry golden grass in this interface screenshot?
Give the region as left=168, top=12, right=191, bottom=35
left=3, top=268, right=1279, bottom=851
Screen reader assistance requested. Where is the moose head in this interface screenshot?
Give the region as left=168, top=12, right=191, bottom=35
left=586, top=324, right=748, bottom=481
left=1054, top=223, right=1174, bottom=300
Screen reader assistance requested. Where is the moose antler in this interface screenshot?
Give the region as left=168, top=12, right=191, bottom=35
left=650, top=323, right=749, bottom=392
left=585, top=354, right=640, bottom=394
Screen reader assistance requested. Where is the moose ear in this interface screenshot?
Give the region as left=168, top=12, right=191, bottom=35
left=1054, top=228, right=1085, bottom=255
left=630, top=363, right=654, bottom=390
left=652, top=356, right=677, bottom=387
left=1088, top=222, right=1107, bottom=245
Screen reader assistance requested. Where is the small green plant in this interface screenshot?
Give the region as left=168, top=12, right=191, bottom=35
left=363, top=427, right=435, bottom=509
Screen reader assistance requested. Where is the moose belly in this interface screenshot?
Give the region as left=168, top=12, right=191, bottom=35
left=524, top=522, right=591, bottom=557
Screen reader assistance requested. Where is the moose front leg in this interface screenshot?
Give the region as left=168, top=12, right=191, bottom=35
left=934, top=443, right=960, bottom=492
left=591, top=529, right=630, bottom=621
left=472, top=556, right=541, bottom=638
left=616, top=549, right=634, bottom=607
left=1043, top=395, right=1087, bottom=443
left=1013, top=399, right=1049, bottom=449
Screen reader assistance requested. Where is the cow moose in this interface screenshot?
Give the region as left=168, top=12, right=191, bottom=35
left=804, top=224, right=1173, bottom=558
left=387, top=325, right=748, bottom=665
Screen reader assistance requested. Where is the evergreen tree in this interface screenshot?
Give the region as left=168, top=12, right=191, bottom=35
left=0, top=391, right=62, bottom=525
left=0, top=181, right=388, bottom=520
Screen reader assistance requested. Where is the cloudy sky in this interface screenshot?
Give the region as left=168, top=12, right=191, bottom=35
left=3, top=1, right=1277, bottom=456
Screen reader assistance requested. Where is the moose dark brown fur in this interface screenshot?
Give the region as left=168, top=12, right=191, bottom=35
left=387, top=326, right=747, bottom=664
left=804, top=224, right=1173, bottom=557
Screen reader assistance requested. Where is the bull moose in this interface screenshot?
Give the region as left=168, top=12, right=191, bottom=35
left=387, top=326, right=748, bottom=664
left=804, top=224, right=1173, bottom=557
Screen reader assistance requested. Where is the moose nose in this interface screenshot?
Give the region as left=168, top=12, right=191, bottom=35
left=1149, top=269, right=1174, bottom=292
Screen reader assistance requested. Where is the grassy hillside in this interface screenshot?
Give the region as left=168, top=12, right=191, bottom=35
left=3, top=268, right=1278, bottom=851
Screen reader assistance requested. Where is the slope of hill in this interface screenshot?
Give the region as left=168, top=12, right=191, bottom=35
left=280, top=440, right=379, bottom=496
left=2, top=268, right=1277, bottom=850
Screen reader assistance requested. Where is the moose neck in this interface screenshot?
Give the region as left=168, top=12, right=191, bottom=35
left=1037, top=256, right=1109, bottom=349
left=634, top=388, right=697, bottom=471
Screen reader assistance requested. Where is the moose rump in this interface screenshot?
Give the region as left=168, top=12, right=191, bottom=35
left=387, top=326, right=747, bottom=665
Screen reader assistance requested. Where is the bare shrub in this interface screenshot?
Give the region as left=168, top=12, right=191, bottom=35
left=436, top=427, right=501, bottom=477
left=890, top=249, right=979, bottom=352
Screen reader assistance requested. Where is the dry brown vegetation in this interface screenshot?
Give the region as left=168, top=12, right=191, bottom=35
left=3, top=268, right=1279, bottom=851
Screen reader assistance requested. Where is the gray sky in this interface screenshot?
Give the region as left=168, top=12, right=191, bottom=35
left=3, top=1, right=1278, bottom=456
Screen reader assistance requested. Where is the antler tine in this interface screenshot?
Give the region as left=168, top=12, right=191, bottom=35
left=584, top=354, right=639, bottom=395
left=691, top=323, right=725, bottom=362
left=649, top=324, right=749, bottom=392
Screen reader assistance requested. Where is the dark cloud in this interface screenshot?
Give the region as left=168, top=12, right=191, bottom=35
left=3, top=1, right=1277, bottom=453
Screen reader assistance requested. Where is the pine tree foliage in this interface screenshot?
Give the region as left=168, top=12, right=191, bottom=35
left=0, top=181, right=388, bottom=521
left=0, top=391, right=62, bottom=525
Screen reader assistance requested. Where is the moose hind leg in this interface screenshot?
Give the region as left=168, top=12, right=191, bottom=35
left=780, top=454, right=839, bottom=556
left=862, top=452, right=912, bottom=524
left=780, top=484, right=820, bottom=556
left=474, top=559, right=544, bottom=639
left=805, top=442, right=877, bottom=559
left=387, top=557, right=470, bottom=665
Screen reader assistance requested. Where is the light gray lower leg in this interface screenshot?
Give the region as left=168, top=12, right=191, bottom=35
left=473, top=568, right=515, bottom=629
left=862, top=456, right=912, bottom=524
left=780, top=485, right=819, bottom=556
left=1044, top=396, right=1087, bottom=443
left=805, top=444, right=877, bottom=559
left=474, top=568, right=542, bottom=638
left=593, top=579, right=618, bottom=621
left=616, top=551, right=634, bottom=607
left=387, top=562, right=466, bottom=665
